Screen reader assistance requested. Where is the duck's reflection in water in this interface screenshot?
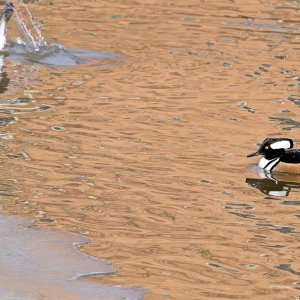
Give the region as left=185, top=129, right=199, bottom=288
left=0, top=54, right=9, bottom=93
left=246, top=171, right=300, bottom=197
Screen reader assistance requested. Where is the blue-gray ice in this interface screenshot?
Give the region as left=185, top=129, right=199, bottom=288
left=0, top=215, right=147, bottom=300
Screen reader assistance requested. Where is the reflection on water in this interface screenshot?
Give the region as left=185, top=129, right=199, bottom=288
left=0, top=71, right=9, bottom=93
left=0, top=54, right=9, bottom=93
left=247, top=169, right=300, bottom=196
left=247, top=177, right=291, bottom=197
left=246, top=175, right=300, bottom=197
left=270, top=116, right=300, bottom=131
left=225, top=21, right=298, bottom=31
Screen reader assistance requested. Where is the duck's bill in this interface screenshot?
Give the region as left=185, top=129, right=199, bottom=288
left=247, top=151, right=260, bottom=157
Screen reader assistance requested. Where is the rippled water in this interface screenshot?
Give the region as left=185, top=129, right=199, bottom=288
left=1, top=0, right=300, bottom=299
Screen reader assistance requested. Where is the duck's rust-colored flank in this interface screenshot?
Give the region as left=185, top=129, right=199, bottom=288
left=273, top=162, right=300, bottom=174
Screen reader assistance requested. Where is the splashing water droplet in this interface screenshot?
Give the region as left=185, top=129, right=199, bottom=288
left=10, top=0, right=47, bottom=50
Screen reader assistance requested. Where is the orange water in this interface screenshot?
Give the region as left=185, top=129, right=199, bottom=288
left=1, top=0, right=300, bottom=299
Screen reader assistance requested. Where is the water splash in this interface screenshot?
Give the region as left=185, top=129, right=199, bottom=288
left=0, top=2, right=116, bottom=67
left=11, top=0, right=47, bottom=50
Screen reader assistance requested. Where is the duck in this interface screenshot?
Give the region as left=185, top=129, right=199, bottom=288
left=247, top=138, right=300, bottom=173
left=0, top=2, right=14, bottom=51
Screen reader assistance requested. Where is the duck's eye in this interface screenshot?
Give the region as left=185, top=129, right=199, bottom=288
left=265, top=146, right=269, bottom=150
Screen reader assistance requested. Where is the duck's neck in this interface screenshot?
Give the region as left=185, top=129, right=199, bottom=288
left=259, top=157, right=280, bottom=171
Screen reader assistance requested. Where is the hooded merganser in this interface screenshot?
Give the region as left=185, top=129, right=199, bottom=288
left=0, top=2, right=14, bottom=51
left=247, top=138, right=300, bottom=173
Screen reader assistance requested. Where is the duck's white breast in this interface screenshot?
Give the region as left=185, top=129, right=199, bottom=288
left=259, top=157, right=280, bottom=171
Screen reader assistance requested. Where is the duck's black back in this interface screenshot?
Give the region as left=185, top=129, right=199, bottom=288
left=281, top=149, right=300, bottom=164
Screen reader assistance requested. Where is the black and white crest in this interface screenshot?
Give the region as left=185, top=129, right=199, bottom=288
left=269, top=138, right=293, bottom=150
left=247, top=138, right=293, bottom=158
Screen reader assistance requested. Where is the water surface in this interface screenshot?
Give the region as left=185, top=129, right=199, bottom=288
left=1, top=0, right=300, bottom=299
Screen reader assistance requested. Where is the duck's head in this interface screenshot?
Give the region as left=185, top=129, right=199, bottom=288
left=247, top=138, right=293, bottom=160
